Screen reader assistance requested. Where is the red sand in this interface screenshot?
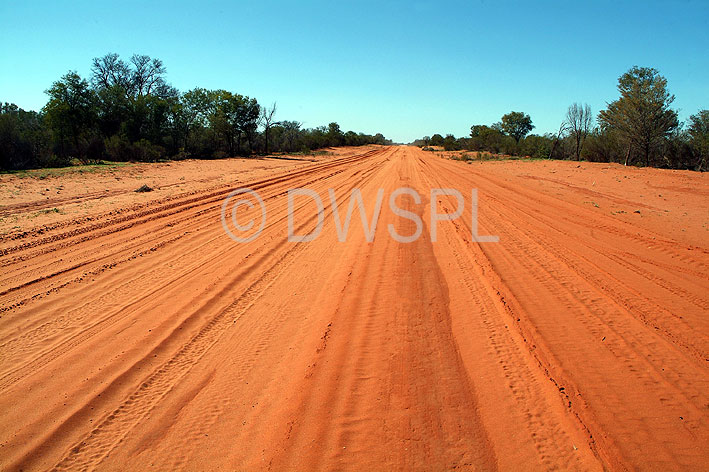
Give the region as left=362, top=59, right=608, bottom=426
left=1, top=146, right=707, bottom=470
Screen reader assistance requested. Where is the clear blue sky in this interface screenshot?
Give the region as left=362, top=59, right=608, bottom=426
left=1, top=0, right=707, bottom=143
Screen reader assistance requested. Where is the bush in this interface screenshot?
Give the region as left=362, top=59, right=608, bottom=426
left=105, top=135, right=133, bottom=161
left=105, top=136, right=166, bottom=162
left=40, top=154, right=72, bottom=168
left=133, top=139, right=165, bottom=162
left=172, top=149, right=190, bottom=161
left=84, top=137, right=106, bottom=164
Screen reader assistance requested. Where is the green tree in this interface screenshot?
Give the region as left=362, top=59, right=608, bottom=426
left=443, top=133, right=457, bottom=150
left=188, top=89, right=260, bottom=156
left=90, top=53, right=179, bottom=159
left=344, top=130, right=359, bottom=146
left=327, top=122, right=344, bottom=146
left=0, top=103, right=52, bottom=169
left=94, top=84, right=131, bottom=138
left=3, top=52, right=394, bottom=166
left=430, top=133, right=444, bottom=146
left=688, top=110, right=709, bottom=171
left=43, top=71, right=98, bottom=162
left=469, top=124, right=507, bottom=153
left=498, top=111, right=534, bottom=143
left=237, top=96, right=260, bottom=154
left=280, top=120, right=302, bottom=152
left=373, top=133, right=388, bottom=145
left=598, top=66, right=678, bottom=166
left=180, top=87, right=214, bottom=155
left=212, top=90, right=244, bottom=156
left=520, top=134, right=553, bottom=159
left=584, top=127, right=624, bottom=163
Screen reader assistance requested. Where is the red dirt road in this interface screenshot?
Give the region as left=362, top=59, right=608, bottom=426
left=1, top=146, right=707, bottom=470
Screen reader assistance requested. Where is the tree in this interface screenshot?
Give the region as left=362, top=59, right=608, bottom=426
left=3, top=52, right=393, bottom=166
left=430, top=134, right=444, bottom=146
left=688, top=110, right=708, bottom=171
left=94, top=83, right=131, bottom=138
left=344, top=130, right=359, bottom=146
left=498, top=111, right=534, bottom=143
left=443, top=133, right=457, bottom=150
left=92, top=53, right=172, bottom=100
left=598, top=66, right=678, bottom=166
left=548, top=121, right=569, bottom=159
left=280, top=120, right=302, bottom=152
left=130, top=54, right=167, bottom=97
left=260, top=102, right=279, bottom=154
left=43, top=71, right=98, bottom=162
left=373, top=133, right=388, bottom=145
left=327, top=122, right=344, bottom=146
left=520, top=134, right=554, bottom=159
left=469, top=124, right=508, bottom=153
left=213, top=90, right=244, bottom=156
left=0, top=103, right=51, bottom=169
left=565, top=103, right=593, bottom=160
left=90, top=53, right=179, bottom=160
left=237, top=96, right=260, bottom=154
left=91, top=53, right=132, bottom=91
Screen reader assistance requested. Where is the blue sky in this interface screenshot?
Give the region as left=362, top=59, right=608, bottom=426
left=1, top=0, right=707, bottom=142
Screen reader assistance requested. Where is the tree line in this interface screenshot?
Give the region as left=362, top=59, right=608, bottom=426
left=1, top=53, right=391, bottom=170
left=412, top=66, right=707, bottom=171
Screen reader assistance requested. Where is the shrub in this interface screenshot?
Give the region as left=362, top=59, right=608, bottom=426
left=172, top=149, right=190, bottom=161
left=105, top=135, right=133, bottom=162
left=40, top=154, right=73, bottom=168
left=85, top=137, right=106, bottom=164
left=133, top=139, right=165, bottom=162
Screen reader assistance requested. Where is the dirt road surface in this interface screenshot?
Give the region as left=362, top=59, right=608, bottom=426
left=1, top=146, right=707, bottom=470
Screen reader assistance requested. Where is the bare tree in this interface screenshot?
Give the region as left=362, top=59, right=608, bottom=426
left=91, top=53, right=131, bottom=90
left=565, top=103, right=593, bottom=160
left=260, top=102, right=280, bottom=154
left=91, top=53, right=171, bottom=99
left=130, top=54, right=166, bottom=97
left=548, top=121, right=569, bottom=159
